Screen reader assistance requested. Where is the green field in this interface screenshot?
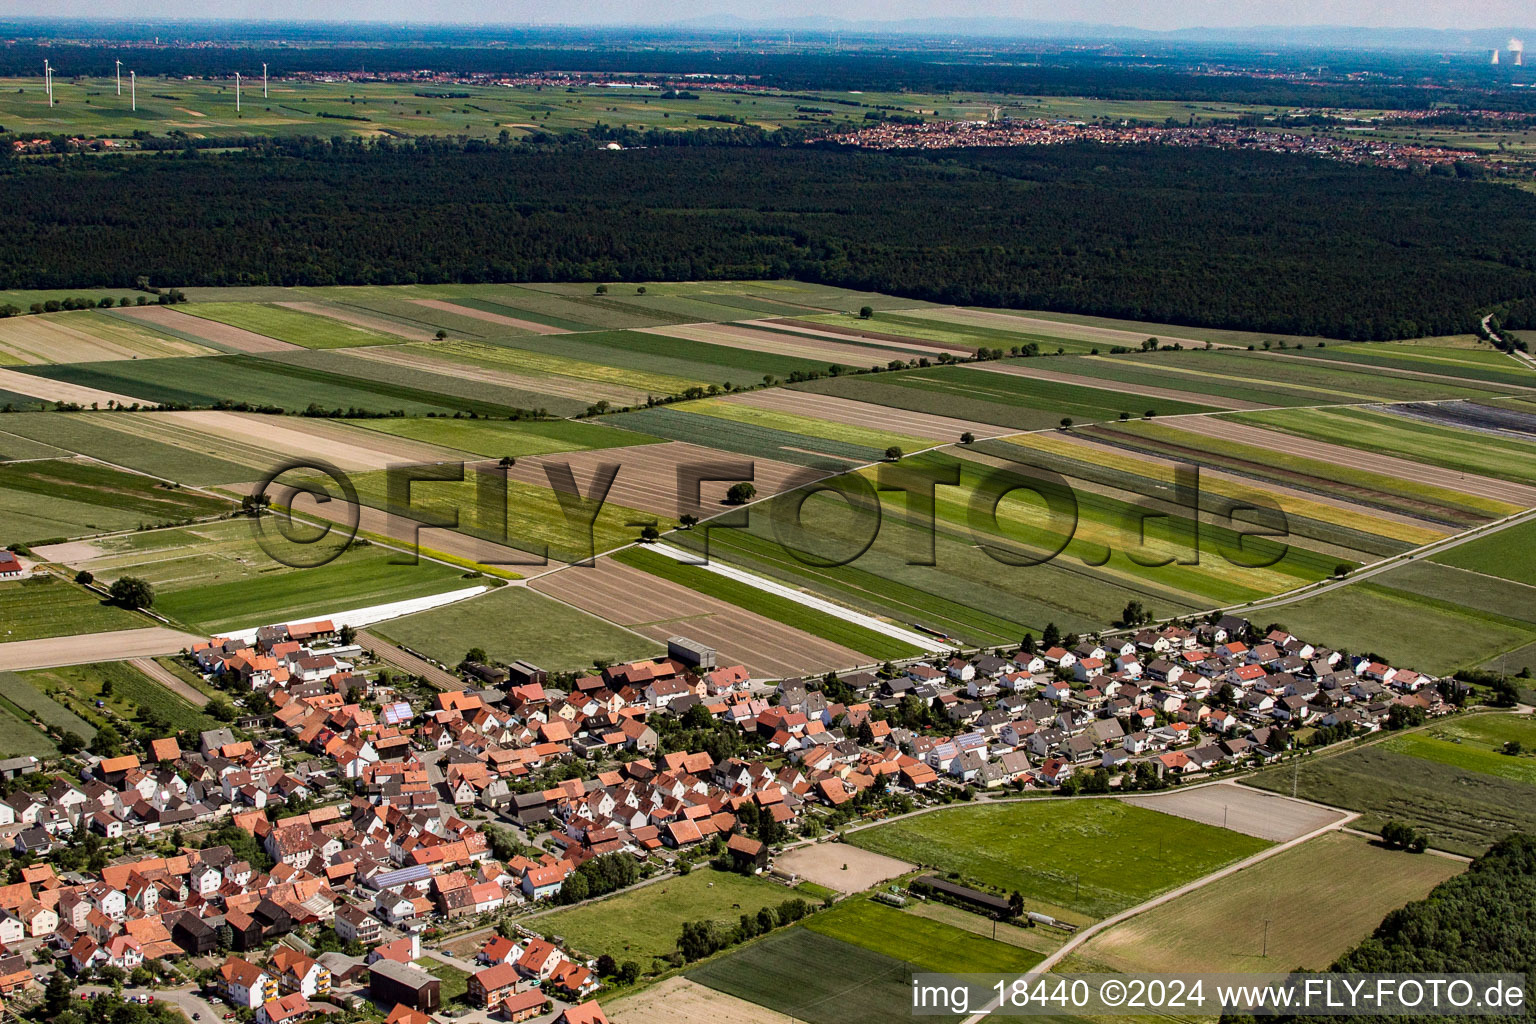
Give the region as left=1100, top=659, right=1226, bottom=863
left=373, top=585, right=659, bottom=672
left=0, top=698, right=59, bottom=757
left=1246, top=745, right=1536, bottom=856
left=688, top=928, right=933, bottom=1024
left=0, top=671, right=98, bottom=739
left=1379, top=714, right=1536, bottom=787
left=183, top=302, right=399, bottom=349
left=802, top=899, right=1044, bottom=974
left=845, top=800, right=1271, bottom=920
left=350, top=416, right=660, bottom=459
left=684, top=396, right=934, bottom=452
left=538, top=868, right=794, bottom=963
left=601, top=406, right=890, bottom=466
left=1433, top=518, right=1536, bottom=585
left=0, top=457, right=230, bottom=542
left=1265, top=580, right=1536, bottom=676
left=613, top=546, right=923, bottom=661
left=0, top=575, right=142, bottom=642
left=0, top=412, right=259, bottom=486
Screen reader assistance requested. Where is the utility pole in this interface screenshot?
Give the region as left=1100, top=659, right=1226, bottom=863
left=236, top=72, right=241, bottom=112
left=1262, top=918, right=1271, bottom=957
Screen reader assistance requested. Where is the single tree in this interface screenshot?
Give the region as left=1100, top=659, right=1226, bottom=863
left=883, top=446, right=903, bottom=462
left=339, top=624, right=357, bottom=646
left=595, top=284, right=608, bottom=295
left=858, top=305, right=874, bottom=319
left=726, top=482, right=756, bottom=505
left=1059, top=417, right=1073, bottom=429
left=959, top=431, right=975, bottom=444
left=74, top=569, right=94, bottom=585
left=108, top=576, right=154, bottom=610
left=639, top=525, right=661, bottom=543
left=679, top=513, right=699, bottom=529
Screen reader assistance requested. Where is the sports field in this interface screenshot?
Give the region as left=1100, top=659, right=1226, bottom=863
left=1079, top=832, right=1463, bottom=974
left=844, top=799, right=1271, bottom=920
left=538, top=868, right=794, bottom=964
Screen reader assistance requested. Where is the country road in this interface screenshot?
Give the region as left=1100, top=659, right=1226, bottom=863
left=0, top=626, right=200, bottom=671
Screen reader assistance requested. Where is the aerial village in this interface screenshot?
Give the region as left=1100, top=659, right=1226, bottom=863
left=0, top=612, right=1455, bottom=1024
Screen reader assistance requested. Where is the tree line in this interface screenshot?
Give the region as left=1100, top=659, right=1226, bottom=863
left=3, top=140, right=1536, bottom=339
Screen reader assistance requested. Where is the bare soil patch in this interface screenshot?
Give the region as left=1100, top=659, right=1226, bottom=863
left=410, top=299, right=569, bottom=335
left=775, top=843, right=915, bottom=893
left=0, top=365, right=147, bottom=408
left=609, top=977, right=793, bottom=1024
left=1124, top=782, right=1348, bottom=842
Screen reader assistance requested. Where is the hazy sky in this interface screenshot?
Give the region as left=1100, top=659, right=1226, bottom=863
left=1, top=1, right=1531, bottom=30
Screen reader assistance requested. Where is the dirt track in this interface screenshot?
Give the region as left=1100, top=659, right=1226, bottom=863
left=114, top=306, right=301, bottom=353
left=531, top=557, right=865, bottom=678
left=0, top=627, right=200, bottom=671
left=969, top=360, right=1267, bottom=410
left=410, top=299, right=569, bottom=335
left=775, top=843, right=915, bottom=893
left=721, top=386, right=1015, bottom=441
left=1181, top=415, right=1536, bottom=506
left=490, top=441, right=811, bottom=519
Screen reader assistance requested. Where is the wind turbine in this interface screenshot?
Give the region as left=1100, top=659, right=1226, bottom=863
left=130, top=70, right=136, bottom=112
left=115, top=59, right=122, bottom=96
left=236, top=71, right=241, bottom=112
left=263, top=62, right=268, bottom=99
left=43, top=59, right=52, bottom=107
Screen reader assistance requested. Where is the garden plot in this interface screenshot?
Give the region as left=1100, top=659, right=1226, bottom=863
left=530, top=556, right=867, bottom=679
left=0, top=310, right=214, bottom=364
left=112, top=305, right=302, bottom=353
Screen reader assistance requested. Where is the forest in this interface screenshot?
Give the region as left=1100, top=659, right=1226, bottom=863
left=4, top=140, right=1536, bottom=339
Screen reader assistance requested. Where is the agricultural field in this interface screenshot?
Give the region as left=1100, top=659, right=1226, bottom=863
left=1300, top=341, right=1536, bottom=388
left=0, top=682, right=62, bottom=757
left=1264, top=579, right=1536, bottom=676
left=1378, top=714, right=1536, bottom=788
left=844, top=799, right=1271, bottom=920
left=802, top=898, right=1044, bottom=974
left=789, top=363, right=1220, bottom=431
left=0, top=309, right=215, bottom=364
left=1078, top=832, right=1463, bottom=974
left=0, top=457, right=230, bottom=543
left=372, top=585, right=660, bottom=673
left=1246, top=719, right=1536, bottom=855
left=612, top=546, right=923, bottom=661
left=182, top=302, right=399, bottom=349
left=1432, top=517, right=1536, bottom=585
left=538, top=868, right=795, bottom=964
left=38, top=518, right=476, bottom=635
left=0, top=670, right=97, bottom=739
left=607, top=977, right=796, bottom=1024
left=687, top=928, right=932, bottom=1024
left=348, top=416, right=660, bottom=459
left=0, top=575, right=142, bottom=642
left=1230, top=406, right=1536, bottom=488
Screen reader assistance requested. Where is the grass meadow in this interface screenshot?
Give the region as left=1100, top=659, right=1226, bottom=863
left=0, top=576, right=141, bottom=642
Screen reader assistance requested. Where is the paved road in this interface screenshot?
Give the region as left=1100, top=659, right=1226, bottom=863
left=0, top=626, right=201, bottom=671
left=356, top=630, right=465, bottom=690
left=129, top=656, right=211, bottom=707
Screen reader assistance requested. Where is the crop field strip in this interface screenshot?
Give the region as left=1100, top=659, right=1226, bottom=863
left=680, top=397, right=935, bottom=454
left=272, top=301, right=445, bottom=342
left=969, top=359, right=1270, bottom=410
left=398, top=337, right=706, bottom=399
left=346, top=416, right=661, bottom=460
left=597, top=406, right=894, bottom=467
left=995, top=431, right=1448, bottom=552
left=845, top=309, right=1109, bottom=355
left=755, top=316, right=974, bottom=358
left=182, top=302, right=402, bottom=349
left=0, top=575, right=143, bottom=642
left=1228, top=405, right=1536, bottom=489
left=1183, top=415, right=1536, bottom=506
left=0, top=362, right=151, bottom=408
left=710, top=388, right=1016, bottom=443
left=409, top=298, right=571, bottom=335
left=110, top=304, right=303, bottom=353
left=612, top=545, right=923, bottom=661
left=1432, top=516, right=1536, bottom=584
left=1076, top=419, right=1520, bottom=529
left=0, top=309, right=216, bottom=364
left=789, top=364, right=1223, bottom=430
left=289, top=347, right=599, bottom=415
left=632, top=322, right=935, bottom=369
left=926, top=306, right=1227, bottom=350
left=0, top=457, right=231, bottom=542
left=1272, top=342, right=1536, bottom=389
left=500, top=326, right=847, bottom=385
left=529, top=554, right=868, bottom=678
